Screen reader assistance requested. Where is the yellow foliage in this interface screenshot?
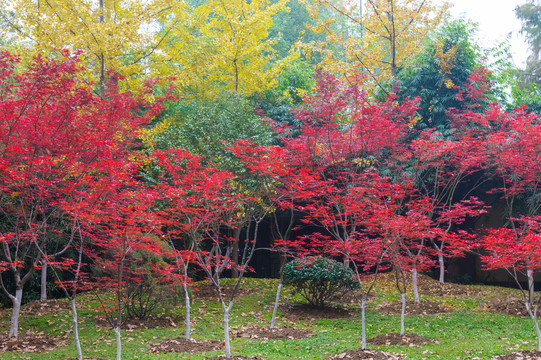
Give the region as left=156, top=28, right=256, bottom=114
left=139, top=117, right=172, bottom=150
left=3, top=0, right=299, bottom=98
left=444, top=78, right=455, bottom=89
left=153, top=0, right=298, bottom=99
left=2, top=0, right=174, bottom=90
left=352, top=157, right=374, bottom=167
left=434, top=39, right=458, bottom=89
left=299, top=0, right=450, bottom=92
left=435, top=40, right=458, bottom=76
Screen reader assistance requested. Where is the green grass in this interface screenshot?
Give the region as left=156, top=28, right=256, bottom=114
left=0, top=275, right=539, bottom=359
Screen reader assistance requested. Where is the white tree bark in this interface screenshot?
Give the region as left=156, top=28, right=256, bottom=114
left=528, top=268, right=535, bottom=304
left=114, top=326, right=122, bottom=360
left=361, top=298, right=367, bottom=350
left=70, top=299, right=83, bottom=360
left=526, top=302, right=541, bottom=351
left=40, top=260, right=48, bottom=301
left=223, top=301, right=233, bottom=358
left=270, top=280, right=282, bottom=329
left=438, top=253, right=445, bottom=284
left=8, top=288, right=23, bottom=338
left=184, top=283, right=191, bottom=340
left=412, top=269, right=420, bottom=304
left=400, top=292, right=406, bottom=336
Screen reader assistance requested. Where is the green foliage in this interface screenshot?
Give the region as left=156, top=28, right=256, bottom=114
left=515, top=1, right=541, bottom=89
left=152, top=93, right=274, bottom=166
left=268, top=0, right=324, bottom=62
left=251, top=59, right=315, bottom=139
left=397, top=19, right=482, bottom=130
left=512, top=83, right=541, bottom=115
left=283, top=256, right=358, bottom=307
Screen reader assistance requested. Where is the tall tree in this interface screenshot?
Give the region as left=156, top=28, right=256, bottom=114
left=0, top=0, right=174, bottom=88
left=515, top=1, right=541, bottom=88
left=155, top=0, right=296, bottom=98
left=300, top=0, right=448, bottom=91
left=0, top=51, right=162, bottom=338
left=397, top=20, right=483, bottom=130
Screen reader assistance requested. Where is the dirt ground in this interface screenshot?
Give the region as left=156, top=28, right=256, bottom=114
left=148, top=337, right=222, bottom=354
left=95, top=315, right=181, bottom=330
left=368, top=333, right=437, bottom=346
left=0, top=334, right=66, bottom=353
left=492, top=351, right=541, bottom=359
left=279, top=303, right=356, bottom=321
left=327, top=348, right=402, bottom=359
left=482, top=297, right=541, bottom=317
left=233, top=325, right=314, bottom=339
left=376, top=299, right=452, bottom=315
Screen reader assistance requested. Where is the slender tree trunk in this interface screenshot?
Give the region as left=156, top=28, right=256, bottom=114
left=438, top=254, right=445, bottom=284
left=526, top=302, right=541, bottom=351
left=528, top=268, right=535, bottom=305
left=8, top=288, right=23, bottom=338
left=400, top=292, right=406, bottom=336
left=223, top=301, right=233, bottom=358
left=233, top=58, right=239, bottom=93
left=361, top=298, right=367, bottom=350
left=231, top=228, right=241, bottom=279
left=40, top=260, right=47, bottom=301
left=270, top=280, right=282, bottom=329
left=183, top=283, right=191, bottom=340
left=70, top=298, right=83, bottom=360
left=114, top=326, right=122, bottom=360
left=411, top=269, right=420, bottom=304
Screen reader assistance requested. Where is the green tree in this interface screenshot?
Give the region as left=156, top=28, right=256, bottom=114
left=268, top=0, right=323, bottom=61
left=397, top=20, right=483, bottom=130
left=147, top=94, right=274, bottom=164
left=251, top=58, right=315, bottom=138
left=515, top=1, right=541, bottom=88
left=300, top=0, right=449, bottom=92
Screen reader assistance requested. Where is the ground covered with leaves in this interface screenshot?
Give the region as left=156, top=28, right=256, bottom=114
left=1, top=275, right=541, bottom=359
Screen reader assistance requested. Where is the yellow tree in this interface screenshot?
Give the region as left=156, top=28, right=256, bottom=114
left=301, top=0, right=449, bottom=91
left=154, top=0, right=296, bottom=98
left=1, top=0, right=176, bottom=89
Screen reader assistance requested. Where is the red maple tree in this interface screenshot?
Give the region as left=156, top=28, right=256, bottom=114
left=0, top=50, right=163, bottom=340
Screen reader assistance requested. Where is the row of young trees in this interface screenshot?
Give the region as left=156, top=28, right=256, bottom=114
left=2, top=46, right=541, bottom=358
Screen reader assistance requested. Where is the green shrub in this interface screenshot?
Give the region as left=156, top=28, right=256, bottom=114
left=283, top=256, right=359, bottom=307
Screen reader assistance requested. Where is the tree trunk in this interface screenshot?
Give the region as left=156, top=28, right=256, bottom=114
left=361, top=298, right=367, bottom=350
left=528, top=268, right=535, bottom=305
left=114, top=326, right=122, bottom=360
left=70, top=298, right=83, bottom=360
left=400, top=292, right=406, bottom=336
left=223, top=301, right=233, bottom=358
left=412, top=269, right=420, bottom=304
left=438, top=253, right=445, bottom=284
left=270, top=280, right=282, bottom=329
left=231, top=228, right=241, bottom=279
left=8, top=288, right=23, bottom=338
left=526, top=302, right=541, bottom=351
left=184, top=283, right=191, bottom=340
left=40, top=260, right=47, bottom=302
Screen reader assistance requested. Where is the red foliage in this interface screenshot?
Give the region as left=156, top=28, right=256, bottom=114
left=0, top=51, right=165, bottom=336
left=281, top=71, right=418, bottom=171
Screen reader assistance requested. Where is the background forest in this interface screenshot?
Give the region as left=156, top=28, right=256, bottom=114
left=2, top=0, right=541, bottom=359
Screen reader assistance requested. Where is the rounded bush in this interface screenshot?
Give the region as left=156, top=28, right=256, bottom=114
left=283, top=256, right=359, bottom=307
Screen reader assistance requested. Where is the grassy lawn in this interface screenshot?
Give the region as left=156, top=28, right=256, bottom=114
left=0, top=275, right=537, bottom=359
